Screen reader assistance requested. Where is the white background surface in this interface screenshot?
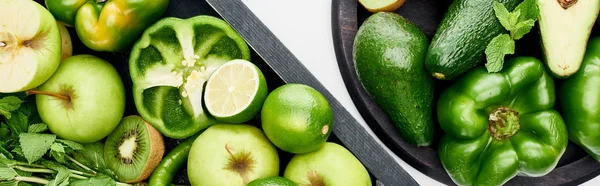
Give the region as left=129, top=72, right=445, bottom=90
left=241, top=0, right=600, bottom=185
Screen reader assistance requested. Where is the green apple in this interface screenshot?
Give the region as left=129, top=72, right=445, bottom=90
left=57, top=22, right=72, bottom=60
left=0, top=0, right=61, bottom=93
left=32, top=55, right=125, bottom=143
left=188, top=124, right=279, bottom=186
left=284, top=142, right=372, bottom=186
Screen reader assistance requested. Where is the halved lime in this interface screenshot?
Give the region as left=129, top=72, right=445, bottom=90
left=204, top=59, right=267, bottom=124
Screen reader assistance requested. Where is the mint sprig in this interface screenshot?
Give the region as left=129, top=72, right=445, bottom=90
left=485, top=0, right=539, bottom=72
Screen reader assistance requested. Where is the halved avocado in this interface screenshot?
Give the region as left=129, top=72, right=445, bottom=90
left=538, top=0, right=600, bottom=78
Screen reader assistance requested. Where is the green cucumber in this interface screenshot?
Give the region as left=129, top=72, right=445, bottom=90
left=425, top=0, right=521, bottom=80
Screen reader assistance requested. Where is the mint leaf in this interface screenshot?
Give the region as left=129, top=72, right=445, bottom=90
left=7, top=111, right=28, bottom=136
left=55, top=140, right=83, bottom=151
left=508, top=10, right=521, bottom=29
left=514, top=0, right=539, bottom=22
left=0, top=181, right=18, bottom=186
left=511, top=19, right=536, bottom=40
left=11, top=147, right=23, bottom=158
left=493, top=1, right=512, bottom=30
left=0, top=165, right=17, bottom=180
left=0, top=97, right=23, bottom=119
left=27, top=123, right=48, bottom=133
left=50, top=143, right=67, bottom=163
left=69, top=175, right=116, bottom=186
left=485, top=34, right=515, bottom=72
left=72, top=142, right=116, bottom=179
left=50, top=151, right=67, bottom=164
left=51, top=143, right=65, bottom=153
left=0, top=146, right=13, bottom=160
left=19, top=133, right=56, bottom=163
left=42, top=161, right=70, bottom=186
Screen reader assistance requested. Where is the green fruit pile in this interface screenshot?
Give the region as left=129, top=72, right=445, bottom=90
left=354, top=0, right=600, bottom=185
left=0, top=1, right=373, bottom=186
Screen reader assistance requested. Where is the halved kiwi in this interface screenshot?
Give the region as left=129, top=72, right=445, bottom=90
left=104, top=115, right=165, bottom=183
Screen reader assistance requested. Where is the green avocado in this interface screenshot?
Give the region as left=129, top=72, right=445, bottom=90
left=538, top=0, right=600, bottom=78
left=425, top=0, right=521, bottom=80
left=353, top=12, right=434, bottom=146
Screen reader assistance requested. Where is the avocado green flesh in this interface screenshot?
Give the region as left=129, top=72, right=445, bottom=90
left=353, top=12, right=435, bottom=146
left=425, top=0, right=520, bottom=80
left=538, top=0, right=600, bottom=78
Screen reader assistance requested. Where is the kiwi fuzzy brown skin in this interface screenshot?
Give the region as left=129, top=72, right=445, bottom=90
left=104, top=115, right=165, bottom=183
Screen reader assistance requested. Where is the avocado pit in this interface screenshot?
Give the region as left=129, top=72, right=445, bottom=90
left=558, top=0, right=578, bottom=9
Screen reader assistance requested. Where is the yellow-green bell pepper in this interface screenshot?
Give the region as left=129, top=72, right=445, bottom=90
left=45, top=0, right=169, bottom=52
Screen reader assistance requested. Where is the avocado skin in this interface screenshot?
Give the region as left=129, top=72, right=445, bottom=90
left=425, top=0, right=521, bottom=80
left=353, top=12, right=434, bottom=146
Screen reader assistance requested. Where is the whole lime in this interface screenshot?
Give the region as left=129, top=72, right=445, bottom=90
left=261, top=84, right=334, bottom=154
left=247, top=176, right=298, bottom=186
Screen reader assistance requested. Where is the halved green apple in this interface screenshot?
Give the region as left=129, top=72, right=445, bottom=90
left=538, top=0, right=600, bottom=77
left=0, top=0, right=61, bottom=93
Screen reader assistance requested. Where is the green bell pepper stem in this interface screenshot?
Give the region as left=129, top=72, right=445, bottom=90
left=437, top=57, right=568, bottom=185
left=559, top=37, right=600, bottom=161
left=45, top=0, right=170, bottom=52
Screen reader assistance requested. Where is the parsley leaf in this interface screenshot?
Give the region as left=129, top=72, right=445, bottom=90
left=0, top=97, right=23, bottom=119
left=485, top=34, right=515, bottom=72
left=19, top=133, right=56, bottom=163
left=27, top=123, right=48, bottom=133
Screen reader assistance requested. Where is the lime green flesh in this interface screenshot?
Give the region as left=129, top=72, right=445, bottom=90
left=105, top=116, right=151, bottom=182
left=538, top=0, right=600, bottom=77
left=204, top=59, right=266, bottom=123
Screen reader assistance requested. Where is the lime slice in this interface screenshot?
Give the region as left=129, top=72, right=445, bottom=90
left=204, top=59, right=268, bottom=124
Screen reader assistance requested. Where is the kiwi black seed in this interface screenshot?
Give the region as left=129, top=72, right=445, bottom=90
left=104, top=115, right=165, bottom=183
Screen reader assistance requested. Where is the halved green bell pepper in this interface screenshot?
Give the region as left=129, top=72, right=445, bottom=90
left=45, top=0, right=169, bottom=52
left=437, top=57, right=568, bottom=186
left=559, top=37, right=600, bottom=161
left=129, top=16, right=250, bottom=139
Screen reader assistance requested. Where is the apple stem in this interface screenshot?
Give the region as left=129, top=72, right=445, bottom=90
left=26, top=90, right=70, bottom=101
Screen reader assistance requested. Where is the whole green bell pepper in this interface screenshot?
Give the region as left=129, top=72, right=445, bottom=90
left=45, top=0, right=169, bottom=52
left=559, top=37, right=600, bottom=161
left=437, top=57, right=568, bottom=186
left=129, top=15, right=250, bottom=139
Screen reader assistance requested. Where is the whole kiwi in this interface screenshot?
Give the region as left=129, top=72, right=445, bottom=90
left=104, top=115, right=165, bottom=183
